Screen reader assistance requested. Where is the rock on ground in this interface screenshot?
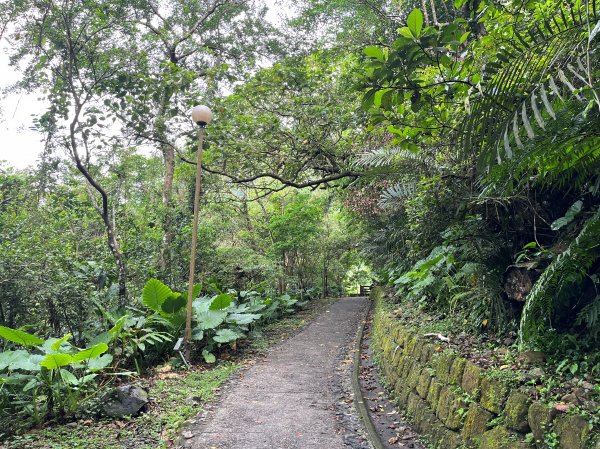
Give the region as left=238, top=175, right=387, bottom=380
left=102, top=385, right=149, bottom=418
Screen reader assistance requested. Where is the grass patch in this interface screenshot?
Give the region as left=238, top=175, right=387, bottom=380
left=2, top=296, right=342, bottom=448
left=3, top=362, right=239, bottom=449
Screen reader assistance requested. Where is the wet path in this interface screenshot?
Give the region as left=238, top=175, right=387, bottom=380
left=182, top=297, right=371, bottom=449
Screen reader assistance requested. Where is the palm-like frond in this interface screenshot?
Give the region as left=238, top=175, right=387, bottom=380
left=378, top=182, right=417, bottom=208
left=355, top=147, right=430, bottom=168
left=519, top=208, right=600, bottom=349
left=461, top=3, right=600, bottom=182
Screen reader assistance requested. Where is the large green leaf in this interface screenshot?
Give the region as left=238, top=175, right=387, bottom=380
left=0, top=326, right=44, bottom=346
left=72, top=343, right=109, bottom=362
left=364, top=46, right=384, bottom=61
left=0, top=350, right=43, bottom=371
left=13, top=354, right=44, bottom=372
left=195, top=310, right=227, bottom=330
left=90, top=331, right=112, bottom=346
left=213, top=329, right=243, bottom=343
left=192, top=329, right=204, bottom=341
left=87, top=354, right=113, bottom=372
left=209, top=293, right=233, bottom=310
left=41, top=353, right=73, bottom=370
left=407, top=9, right=423, bottom=38
left=551, top=200, right=583, bottom=230
left=161, top=293, right=187, bottom=314
left=142, top=279, right=173, bottom=312
left=108, top=315, right=128, bottom=337
left=193, top=297, right=212, bottom=314
left=202, top=350, right=216, bottom=364
left=191, top=283, right=202, bottom=300
left=227, top=313, right=262, bottom=325
left=60, top=370, right=79, bottom=385
left=50, top=333, right=72, bottom=351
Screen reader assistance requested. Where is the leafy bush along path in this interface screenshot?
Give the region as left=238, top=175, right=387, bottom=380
left=181, top=296, right=371, bottom=449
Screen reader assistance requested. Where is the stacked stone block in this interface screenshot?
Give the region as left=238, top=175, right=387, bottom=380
left=370, top=288, right=597, bottom=449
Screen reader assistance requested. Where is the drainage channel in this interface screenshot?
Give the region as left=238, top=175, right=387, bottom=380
left=353, top=305, right=426, bottom=449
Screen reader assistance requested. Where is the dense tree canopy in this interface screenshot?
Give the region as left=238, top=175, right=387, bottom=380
left=0, top=0, right=599, bottom=441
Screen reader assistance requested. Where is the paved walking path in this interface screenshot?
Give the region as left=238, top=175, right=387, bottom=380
left=181, top=297, right=371, bottom=449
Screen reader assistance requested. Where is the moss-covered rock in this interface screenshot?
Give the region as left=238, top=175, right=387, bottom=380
left=528, top=402, right=555, bottom=446
left=420, top=343, right=433, bottom=364
left=427, top=379, right=443, bottom=410
left=395, top=377, right=411, bottom=406
left=412, top=338, right=425, bottom=359
left=462, top=361, right=482, bottom=398
left=445, top=391, right=467, bottom=431
left=401, top=358, right=415, bottom=379
left=554, top=414, right=590, bottom=449
left=416, top=370, right=432, bottom=398
left=407, top=392, right=421, bottom=418
left=479, top=426, right=524, bottom=449
left=437, top=386, right=452, bottom=422
left=405, top=335, right=418, bottom=356
left=505, top=391, right=531, bottom=433
left=433, top=351, right=455, bottom=384
left=480, top=377, right=508, bottom=414
left=449, top=357, right=467, bottom=386
left=439, top=428, right=463, bottom=449
left=419, top=409, right=443, bottom=437
left=413, top=396, right=428, bottom=426
left=407, top=363, right=423, bottom=389
left=393, top=326, right=405, bottom=348
left=462, top=403, right=494, bottom=442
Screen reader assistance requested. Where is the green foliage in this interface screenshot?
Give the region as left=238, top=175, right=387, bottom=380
left=0, top=328, right=118, bottom=428
left=0, top=328, right=44, bottom=347
left=142, top=279, right=174, bottom=313
left=519, top=209, right=600, bottom=348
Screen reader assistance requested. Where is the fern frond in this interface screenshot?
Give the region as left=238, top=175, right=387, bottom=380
left=355, top=147, right=430, bottom=169
left=460, top=1, right=600, bottom=180
left=575, top=295, right=600, bottom=336
left=378, top=182, right=417, bottom=208
left=519, top=208, right=600, bottom=349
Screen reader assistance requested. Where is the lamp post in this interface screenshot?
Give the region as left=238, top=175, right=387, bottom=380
left=185, top=105, right=213, bottom=359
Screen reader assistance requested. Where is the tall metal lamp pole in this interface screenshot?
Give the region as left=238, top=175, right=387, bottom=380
left=185, top=105, right=213, bottom=359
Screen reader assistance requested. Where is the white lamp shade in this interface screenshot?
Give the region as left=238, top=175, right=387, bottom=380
left=191, top=105, right=213, bottom=125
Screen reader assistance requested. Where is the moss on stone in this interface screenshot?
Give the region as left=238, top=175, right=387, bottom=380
left=406, top=392, right=420, bottom=418
left=395, top=377, right=411, bottom=406
left=412, top=338, right=425, bottom=360
left=421, top=343, right=433, bottom=364
left=444, top=390, right=467, bottom=431
left=462, top=403, right=494, bottom=442
left=419, top=409, right=443, bottom=437
left=480, top=377, right=508, bottom=414
left=405, top=335, right=418, bottom=356
left=554, top=414, right=590, bottom=449
left=433, top=351, right=455, bottom=384
left=427, top=379, right=443, bottom=410
left=479, top=426, right=519, bottom=449
left=408, top=363, right=423, bottom=389
left=413, top=396, right=428, bottom=427
left=504, top=391, right=531, bottom=433
left=462, top=361, right=482, bottom=398
left=527, top=401, right=555, bottom=445
left=416, top=370, right=433, bottom=398
left=436, top=386, right=451, bottom=422
left=441, top=429, right=463, bottom=449
left=449, top=357, right=467, bottom=386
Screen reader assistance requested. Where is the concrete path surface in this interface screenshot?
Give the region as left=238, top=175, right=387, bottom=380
left=181, top=297, right=371, bottom=449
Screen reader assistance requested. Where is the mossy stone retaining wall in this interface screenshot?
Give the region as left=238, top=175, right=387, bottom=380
left=370, top=288, right=597, bottom=449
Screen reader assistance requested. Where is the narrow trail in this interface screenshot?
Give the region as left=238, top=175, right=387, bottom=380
left=181, top=297, right=372, bottom=449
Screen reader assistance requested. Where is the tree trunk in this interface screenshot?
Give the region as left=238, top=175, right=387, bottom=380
left=69, top=124, right=127, bottom=306
left=156, top=92, right=176, bottom=278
